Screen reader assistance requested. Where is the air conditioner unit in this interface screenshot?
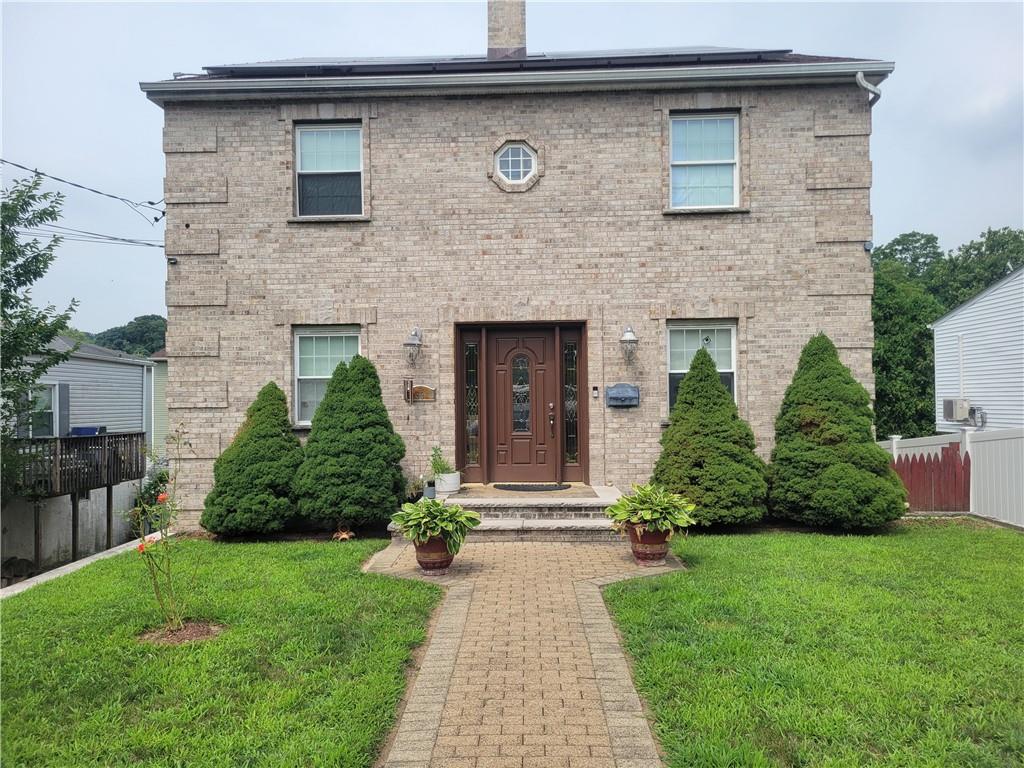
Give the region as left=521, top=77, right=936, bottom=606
left=943, top=398, right=971, bottom=422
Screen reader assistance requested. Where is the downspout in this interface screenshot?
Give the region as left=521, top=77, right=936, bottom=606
left=856, top=71, right=882, bottom=106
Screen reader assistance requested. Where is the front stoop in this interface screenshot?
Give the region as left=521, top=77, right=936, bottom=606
left=388, top=485, right=622, bottom=542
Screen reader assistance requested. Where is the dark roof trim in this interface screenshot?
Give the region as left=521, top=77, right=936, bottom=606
left=203, top=47, right=800, bottom=78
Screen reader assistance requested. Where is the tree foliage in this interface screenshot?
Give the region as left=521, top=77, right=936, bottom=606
left=201, top=382, right=303, bottom=536
left=92, top=314, right=166, bottom=356
left=769, top=334, right=905, bottom=529
left=293, top=356, right=406, bottom=529
left=651, top=348, right=766, bottom=525
left=872, top=260, right=944, bottom=438
left=1, top=175, right=77, bottom=501
left=871, top=227, right=1024, bottom=439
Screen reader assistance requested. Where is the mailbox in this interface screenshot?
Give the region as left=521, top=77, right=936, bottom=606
left=605, top=383, right=640, bottom=408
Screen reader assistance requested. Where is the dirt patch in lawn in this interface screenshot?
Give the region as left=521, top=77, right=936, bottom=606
left=140, top=621, right=225, bottom=645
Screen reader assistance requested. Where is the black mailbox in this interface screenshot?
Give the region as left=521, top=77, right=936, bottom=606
left=605, top=383, right=640, bottom=408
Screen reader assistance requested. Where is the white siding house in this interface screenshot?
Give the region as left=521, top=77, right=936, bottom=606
left=931, top=267, right=1024, bottom=433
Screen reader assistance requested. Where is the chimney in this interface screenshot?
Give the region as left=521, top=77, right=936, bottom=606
left=487, top=0, right=527, bottom=60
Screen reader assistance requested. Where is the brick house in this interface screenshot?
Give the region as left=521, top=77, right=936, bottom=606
left=141, top=1, right=893, bottom=528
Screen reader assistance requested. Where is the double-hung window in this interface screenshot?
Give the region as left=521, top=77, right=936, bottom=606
left=17, top=383, right=57, bottom=438
left=668, top=323, right=736, bottom=409
left=670, top=114, right=739, bottom=209
left=294, top=327, right=360, bottom=425
left=295, top=125, right=363, bottom=216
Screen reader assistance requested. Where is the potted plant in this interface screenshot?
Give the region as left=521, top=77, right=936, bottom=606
left=391, top=497, right=481, bottom=573
left=605, top=483, right=696, bottom=565
left=430, top=446, right=461, bottom=494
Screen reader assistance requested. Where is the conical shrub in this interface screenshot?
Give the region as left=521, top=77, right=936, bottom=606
left=769, top=333, right=906, bottom=528
left=294, top=355, right=406, bottom=529
left=651, top=347, right=766, bottom=525
left=202, top=381, right=303, bottom=535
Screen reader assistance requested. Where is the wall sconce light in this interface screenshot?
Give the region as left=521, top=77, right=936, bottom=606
left=403, top=327, right=423, bottom=365
left=620, top=325, right=639, bottom=363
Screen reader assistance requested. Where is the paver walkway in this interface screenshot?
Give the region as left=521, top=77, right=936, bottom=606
left=366, top=540, right=681, bottom=768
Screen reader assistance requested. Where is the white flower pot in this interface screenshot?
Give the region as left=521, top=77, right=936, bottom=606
left=435, top=472, right=461, bottom=494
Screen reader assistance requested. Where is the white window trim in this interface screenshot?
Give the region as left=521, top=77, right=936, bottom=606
left=292, top=326, right=361, bottom=426
left=294, top=124, right=364, bottom=218
left=669, top=113, right=740, bottom=210
left=667, top=321, right=738, bottom=406
left=27, top=380, right=58, bottom=438
left=494, top=142, right=538, bottom=185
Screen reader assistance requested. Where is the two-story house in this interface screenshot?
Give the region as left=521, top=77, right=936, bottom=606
left=141, top=0, right=893, bottom=528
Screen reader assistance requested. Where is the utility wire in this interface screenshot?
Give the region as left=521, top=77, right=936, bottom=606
left=1, top=159, right=166, bottom=219
left=17, top=226, right=164, bottom=249
left=30, top=223, right=163, bottom=244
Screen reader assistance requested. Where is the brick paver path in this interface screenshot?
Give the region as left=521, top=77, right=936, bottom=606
left=366, top=540, right=680, bottom=768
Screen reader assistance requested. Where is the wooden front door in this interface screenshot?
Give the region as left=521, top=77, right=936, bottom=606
left=488, top=329, right=558, bottom=482
left=456, top=324, right=587, bottom=484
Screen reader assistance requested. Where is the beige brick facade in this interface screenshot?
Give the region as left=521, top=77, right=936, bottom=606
left=157, top=83, right=876, bottom=529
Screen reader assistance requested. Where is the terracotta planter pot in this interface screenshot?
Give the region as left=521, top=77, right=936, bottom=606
left=413, top=536, right=454, bottom=573
left=626, top=523, right=670, bottom=565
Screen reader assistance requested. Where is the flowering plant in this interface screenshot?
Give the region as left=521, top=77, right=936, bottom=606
left=131, top=425, right=190, bottom=630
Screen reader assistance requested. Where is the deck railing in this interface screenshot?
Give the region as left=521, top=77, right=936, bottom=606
left=13, top=432, right=148, bottom=499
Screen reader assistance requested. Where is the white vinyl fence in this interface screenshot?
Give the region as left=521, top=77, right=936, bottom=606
left=879, top=428, right=1024, bottom=528
left=967, top=429, right=1024, bottom=528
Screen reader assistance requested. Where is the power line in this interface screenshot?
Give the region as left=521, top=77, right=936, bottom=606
left=31, top=223, right=163, bottom=244
left=0, top=159, right=166, bottom=221
left=17, top=226, right=164, bottom=249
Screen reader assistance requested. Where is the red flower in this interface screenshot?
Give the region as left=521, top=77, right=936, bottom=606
left=137, top=542, right=146, bottom=553
left=156, top=492, right=169, bottom=504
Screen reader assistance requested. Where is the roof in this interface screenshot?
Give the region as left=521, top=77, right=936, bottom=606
left=50, top=336, right=154, bottom=367
left=141, top=44, right=893, bottom=103
left=200, top=46, right=862, bottom=78
left=931, top=266, right=1024, bottom=328
left=150, top=347, right=168, bottom=361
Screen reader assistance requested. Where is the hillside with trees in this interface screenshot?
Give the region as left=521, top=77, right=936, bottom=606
left=872, top=227, right=1023, bottom=439
left=71, top=314, right=166, bottom=356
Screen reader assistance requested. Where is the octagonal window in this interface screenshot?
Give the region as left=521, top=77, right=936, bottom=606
left=495, top=143, right=536, bottom=184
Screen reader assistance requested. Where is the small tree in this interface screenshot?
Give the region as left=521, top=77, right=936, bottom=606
left=1, top=176, right=77, bottom=502
left=294, top=356, right=406, bottom=529
left=651, top=347, right=767, bottom=525
left=202, top=382, right=303, bottom=536
left=769, top=334, right=906, bottom=529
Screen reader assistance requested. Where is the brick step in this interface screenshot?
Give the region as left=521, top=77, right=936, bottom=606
left=388, top=517, right=621, bottom=543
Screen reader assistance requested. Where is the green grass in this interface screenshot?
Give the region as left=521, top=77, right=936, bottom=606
left=604, top=520, right=1024, bottom=767
left=1, top=539, right=441, bottom=767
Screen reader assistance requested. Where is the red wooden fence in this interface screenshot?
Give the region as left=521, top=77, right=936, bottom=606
left=892, top=444, right=971, bottom=512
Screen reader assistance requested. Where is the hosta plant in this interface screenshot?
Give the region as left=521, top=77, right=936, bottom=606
left=391, top=497, right=481, bottom=555
left=605, top=483, right=697, bottom=536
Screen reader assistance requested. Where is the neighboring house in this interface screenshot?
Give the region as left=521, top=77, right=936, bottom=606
left=15, top=336, right=156, bottom=444
left=151, top=347, right=169, bottom=458
left=141, top=0, right=893, bottom=529
left=931, top=266, right=1024, bottom=433
left=1, top=337, right=154, bottom=577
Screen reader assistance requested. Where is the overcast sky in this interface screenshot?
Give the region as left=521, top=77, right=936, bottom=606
left=2, top=1, right=1022, bottom=332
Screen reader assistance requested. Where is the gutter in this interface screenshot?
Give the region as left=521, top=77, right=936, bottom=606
left=141, top=60, right=894, bottom=104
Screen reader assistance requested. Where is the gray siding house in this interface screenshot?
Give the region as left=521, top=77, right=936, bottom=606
left=2, top=338, right=155, bottom=578
left=932, top=267, right=1024, bottom=433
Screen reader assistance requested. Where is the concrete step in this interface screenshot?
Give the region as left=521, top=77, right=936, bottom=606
left=440, top=485, right=620, bottom=520
left=389, top=517, right=621, bottom=543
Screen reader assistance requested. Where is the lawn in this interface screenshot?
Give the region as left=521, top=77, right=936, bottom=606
left=1, top=539, right=440, bottom=767
left=604, top=520, right=1024, bottom=768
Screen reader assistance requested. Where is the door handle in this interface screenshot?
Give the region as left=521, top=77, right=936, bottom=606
left=548, top=403, right=555, bottom=438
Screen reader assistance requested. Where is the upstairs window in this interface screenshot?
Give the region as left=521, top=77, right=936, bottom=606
left=670, top=115, right=738, bottom=209
left=495, top=143, right=536, bottom=184
left=668, top=323, right=736, bottom=409
left=294, top=327, right=360, bottom=425
left=296, top=125, right=362, bottom=216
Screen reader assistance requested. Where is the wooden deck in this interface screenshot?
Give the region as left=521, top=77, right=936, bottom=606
left=13, top=432, right=147, bottom=499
